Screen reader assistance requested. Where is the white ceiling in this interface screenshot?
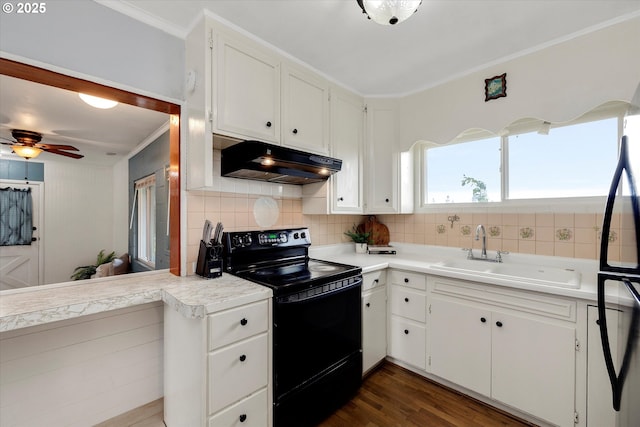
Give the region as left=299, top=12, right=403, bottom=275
left=2, top=1, right=639, bottom=165
left=0, top=75, right=169, bottom=166
left=115, top=0, right=640, bottom=96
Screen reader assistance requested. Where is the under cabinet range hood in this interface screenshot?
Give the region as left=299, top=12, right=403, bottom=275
left=221, top=140, right=342, bottom=185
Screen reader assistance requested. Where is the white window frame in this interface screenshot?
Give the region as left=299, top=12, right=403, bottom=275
left=417, top=103, right=626, bottom=213
left=134, top=174, right=156, bottom=268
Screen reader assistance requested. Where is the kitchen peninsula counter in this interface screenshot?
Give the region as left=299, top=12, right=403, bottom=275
left=0, top=270, right=272, bottom=332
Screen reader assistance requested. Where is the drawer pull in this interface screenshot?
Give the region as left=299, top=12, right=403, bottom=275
left=496, top=321, right=503, bottom=328
left=240, top=318, right=248, bottom=326
left=404, top=297, right=409, bottom=302
left=404, top=329, right=409, bottom=335
left=480, top=317, right=486, bottom=323
left=292, top=128, right=298, bottom=134
left=366, top=302, right=371, bottom=307
left=239, top=354, right=247, bottom=362
left=266, top=121, right=272, bottom=128
left=239, top=414, right=247, bottom=423
left=374, top=279, right=379, bottom=283
left=404, top=278, right=409, bottom=283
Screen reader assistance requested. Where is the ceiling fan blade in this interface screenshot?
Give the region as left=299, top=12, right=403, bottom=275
left=38, top=143, right=80, bottom=151
left=44, top=148, right=84, bottom=159
left=0, top=141, right=14, bottom=146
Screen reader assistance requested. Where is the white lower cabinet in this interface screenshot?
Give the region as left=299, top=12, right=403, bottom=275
left=429, top=276, right=577, bottom=427
left=388, top=270, right=427, bottom=370
left=165, top=299, right=272, bottom=427
left=208, top=389, right=268, bottom=427
left=362, top=270, right=387, bottom=374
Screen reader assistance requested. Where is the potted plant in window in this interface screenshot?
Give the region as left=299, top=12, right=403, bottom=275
left=344, top=225, right=371, bottom=254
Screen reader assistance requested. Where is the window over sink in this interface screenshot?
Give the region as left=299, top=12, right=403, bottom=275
left=420, top=103, right=624, bottom=207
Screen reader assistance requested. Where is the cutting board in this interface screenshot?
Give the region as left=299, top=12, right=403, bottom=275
left=358, top=216, right=390, bottom=245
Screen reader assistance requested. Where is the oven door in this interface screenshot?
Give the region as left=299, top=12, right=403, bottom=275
left=273, top=276, right=362, bottom=400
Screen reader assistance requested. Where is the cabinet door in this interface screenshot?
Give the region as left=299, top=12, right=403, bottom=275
left=216, top=33, right=280, bottom=143
left=587, top=305, right=619, bottom=427
left=365, top=105, right=398, bottom=213
left=282, top=64, right=329, bottom=154
left=330, top=88, right=363, bottom=213
left=429, top=297, right=491, bottom=396
left=492, top=312, right=575, bottom=427
left=389, top=315, right=426, bottom=369
left=362, top=286, right=387, bottom=374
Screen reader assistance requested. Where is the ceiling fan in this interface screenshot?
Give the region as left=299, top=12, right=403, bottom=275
left=0, top=129, right=84, bottom=159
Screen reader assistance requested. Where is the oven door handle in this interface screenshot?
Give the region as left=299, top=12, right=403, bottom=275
left=276, top=277, right=363, bottom=304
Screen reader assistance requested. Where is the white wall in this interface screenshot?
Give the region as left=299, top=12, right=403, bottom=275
left=43, top=161, right=117, bottom=284
left=0, top=0, right=184, bottom=101
left=399, top=16, right=640, bottom=150
left=0, top=303, right=163, bottom=427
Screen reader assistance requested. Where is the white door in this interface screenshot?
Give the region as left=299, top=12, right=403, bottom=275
left=0, top=181, right=42, bottom=289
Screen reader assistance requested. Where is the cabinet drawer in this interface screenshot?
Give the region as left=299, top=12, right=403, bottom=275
left=389, top=270, right=426, bottom=291
left=362, top=270, right=386, bottom=291
left=209, top=333, right=269, bottom=414
left=389, top=315, right=426, bottom=369
left=390, top=286, right=426, bottom=322
left=208, top=388, right=268, bottom=427
left=209, top=300, right=269, bottom=351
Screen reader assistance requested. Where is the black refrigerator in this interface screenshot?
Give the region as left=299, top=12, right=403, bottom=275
left=597, top=82, right=640, bottom=427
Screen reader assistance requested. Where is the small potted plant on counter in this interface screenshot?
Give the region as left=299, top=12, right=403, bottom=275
left=344, top=224, right=370, bottom=254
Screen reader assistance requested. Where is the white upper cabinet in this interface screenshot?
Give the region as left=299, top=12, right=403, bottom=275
left=282, top=63, right=329, bottom=154
left=365, top=100, right=413, bottom=214
left=214, top=31, right=281, bottom=143
left=330, top=87, right=363, bottom=213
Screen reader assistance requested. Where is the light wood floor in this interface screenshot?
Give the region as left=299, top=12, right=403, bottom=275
left=98, top=362, right=536, bottom=427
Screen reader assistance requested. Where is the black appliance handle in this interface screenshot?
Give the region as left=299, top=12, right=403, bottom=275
left=597, top=274, right=640, bottom=411
left=600, top=136, right=640, bottom=274
left=276, top=276, right=363, bottom=304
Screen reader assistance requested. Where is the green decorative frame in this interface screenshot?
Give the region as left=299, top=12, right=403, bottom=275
left=485, top=73, right=507, bottom=102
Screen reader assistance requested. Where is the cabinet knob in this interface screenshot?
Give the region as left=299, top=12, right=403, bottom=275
left=374, top=279, right=379, bottom=283
left=240, top=318, right=248, bottom=326
left=266, top=121, right=272, bottom=128
left=239, top=414, right=247, bottom=423
left=404, top=297, right=409, bottom=303
left=239, top=354, right=247, bottom=362
left=385, top=198, right=390, bottom=203
left=292, top=128, right=298, bottom=134
left=338, top=197, right=344, bottom=201
left=404, top=278, right=409, bottom=283
left=496, top=321, right=503, bottom=327
left=366, top=302, right=371, bottom=308
left=596, top=319, right=600, bottom=325
left=404, top=329, right=409, bottom=335
left=480, top=317, right=486, bottom=323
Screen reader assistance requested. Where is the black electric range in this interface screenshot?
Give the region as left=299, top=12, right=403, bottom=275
left=223, top=228, right=363, bottom=427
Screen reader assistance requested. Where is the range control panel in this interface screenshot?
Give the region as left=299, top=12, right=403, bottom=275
left=225, top=228, right=311, bottom=250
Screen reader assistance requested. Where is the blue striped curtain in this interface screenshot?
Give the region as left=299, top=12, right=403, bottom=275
left=0, top=187, right=33, bottom=246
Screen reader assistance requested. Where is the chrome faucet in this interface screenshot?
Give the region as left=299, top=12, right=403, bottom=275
left=475, top=225, right=487, bottom=259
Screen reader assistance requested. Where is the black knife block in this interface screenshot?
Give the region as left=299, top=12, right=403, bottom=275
left=196, top=240, right=223, bottom=279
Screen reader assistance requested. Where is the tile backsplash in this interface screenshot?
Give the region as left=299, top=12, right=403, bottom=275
left=187, top=191, right=630, bottom=272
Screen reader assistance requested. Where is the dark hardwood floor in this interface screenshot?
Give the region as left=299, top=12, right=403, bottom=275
left=317, top=362, right=537, bottom=427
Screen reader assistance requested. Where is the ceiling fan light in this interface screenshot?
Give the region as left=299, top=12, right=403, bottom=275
left=12, top=145, right=43, bottom=159
left=361, top=0, right=422, bottom=25
left=78, top=93, right=119, bottom=109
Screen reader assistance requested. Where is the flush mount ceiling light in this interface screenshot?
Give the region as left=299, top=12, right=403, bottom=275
left=357, top=0, right=422, bottom=25
left=78, top=93, right=118, bottom=109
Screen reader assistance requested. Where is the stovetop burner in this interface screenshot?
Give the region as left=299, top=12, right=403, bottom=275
left=224, top=228, right=361, bottom=296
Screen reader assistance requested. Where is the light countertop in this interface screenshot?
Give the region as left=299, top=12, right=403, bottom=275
left=310, top=242, right=603, bottom=302
left=0, top=270, right=271, bottom=333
